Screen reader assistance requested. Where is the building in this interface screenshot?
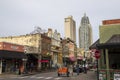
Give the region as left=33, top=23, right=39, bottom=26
left=79, top=13, right=92, bottom=51
left=0, top=42, right=27, bottom=74
left=0, top=33, right=42, bottom=71
left=47, top=28, right=62, bottom=67
left=64, top=16, right=76, bottom=42
left=40, top=34, right=51, bottom=70
left=90, top=19, right=120, bottom=80
left=60, top=38, right=77, bottom=66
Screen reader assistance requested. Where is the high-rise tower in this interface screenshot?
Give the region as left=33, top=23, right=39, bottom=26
left=64, top=16, right=76, bottom=42
left=79, top=14, right=92, bottom=51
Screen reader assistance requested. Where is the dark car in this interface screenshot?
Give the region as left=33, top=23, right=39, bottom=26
left=73, top=66, right=83, bottom=73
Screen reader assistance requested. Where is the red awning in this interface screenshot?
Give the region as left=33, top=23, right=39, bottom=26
left=38, top=60, right=49, bottom=63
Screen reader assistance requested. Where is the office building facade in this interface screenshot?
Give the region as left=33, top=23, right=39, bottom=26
left=79, top=14, right=92, bottom=51
left=64, top=16, right=76, bottom=42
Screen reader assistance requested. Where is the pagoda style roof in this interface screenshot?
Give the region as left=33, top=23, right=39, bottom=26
left=97, top=34, right=120, bottom=49
left=89, top=39, right=99, bottom=49
left=106, top=34, right=120, bottom=44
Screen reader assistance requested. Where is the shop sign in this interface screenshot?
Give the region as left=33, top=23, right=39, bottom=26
left=114, top=73, right=120, bottom=80
left=99, top=73, right=103, bottom=80
left=1, top=42, right=24, bottom=52
left=99, top=71, right=106, bottom=80
left=11, top=45, right=18, bottom=50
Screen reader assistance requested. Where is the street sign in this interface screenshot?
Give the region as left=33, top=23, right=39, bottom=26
left=95, top=50, right=100, bottom=59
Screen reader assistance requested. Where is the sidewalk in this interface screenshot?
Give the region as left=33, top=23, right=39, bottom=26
left=0, top=70, right=55, bottom=78
left=70, top=70, right=97, bottom=80
left=80, top=70, right=97, bottom=80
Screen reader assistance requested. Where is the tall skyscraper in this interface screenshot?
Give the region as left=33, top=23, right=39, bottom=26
left=79, top=14, right=92, bottom=51
left=64, top=16, right=76, bottom=42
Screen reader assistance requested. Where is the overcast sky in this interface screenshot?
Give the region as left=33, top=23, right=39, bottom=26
left=0, top=0, right=120, bottom=45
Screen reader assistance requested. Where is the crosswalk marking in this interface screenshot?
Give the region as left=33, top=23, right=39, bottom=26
left=36, top=77, right=44, bottom=79
left=45, top=77, right=53, bottom=79
left=19, top=76, right=27, bottom=79
left=3, top=76, right=63, bottom=80
left=30, top=75, right=36, bottom=78
left=54, top=77, right=62, bottom=80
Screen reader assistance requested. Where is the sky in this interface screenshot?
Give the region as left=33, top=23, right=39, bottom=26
left=0, top=0, right=120, bottom=45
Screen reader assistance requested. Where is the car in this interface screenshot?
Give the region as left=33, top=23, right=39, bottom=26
left=57, top=67, right=69, bottom=77
left=73, top=67, right=83, bottom=73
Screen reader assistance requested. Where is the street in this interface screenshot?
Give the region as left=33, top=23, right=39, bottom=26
left=0, top=70, right=96, bottom=80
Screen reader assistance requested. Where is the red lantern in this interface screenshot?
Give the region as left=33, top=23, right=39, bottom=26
left=95, top=50, right=100, bottom=59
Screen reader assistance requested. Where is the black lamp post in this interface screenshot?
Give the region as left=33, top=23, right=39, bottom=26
left=63, top=45, right=66, bottom=66
left=83, top=51, right=87, bottom=73
left=22, top=49, right=27, bottom=74
left=60, top=38, right=68, bottom=67
left=94, top=50, right=100, bottom=80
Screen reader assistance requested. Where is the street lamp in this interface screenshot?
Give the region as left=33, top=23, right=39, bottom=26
left=60, top=38, right=68, bottom=67
left=94, top=50, right=100, bottom=80
left=83, top=51, right=87, bottom=73
left=63, top=45, right=69, bottom=67
left=22, top=49, right=27, bottom=74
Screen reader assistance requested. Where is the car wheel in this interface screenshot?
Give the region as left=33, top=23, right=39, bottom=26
left=67, top=72, right=69, bottom=77
left=58, top=73, right=60, bottom=77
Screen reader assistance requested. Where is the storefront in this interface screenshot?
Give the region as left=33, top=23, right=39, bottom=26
left=0, top=42, right=27, bottom=74
left=40, top=56, right=51, bottom=70
left=97, top=35, right=120, bottom=80
left=90, top=19, right=120, bottom=80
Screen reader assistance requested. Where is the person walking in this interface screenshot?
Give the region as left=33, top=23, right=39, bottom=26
left=76, top=64, right=80, bottom=75
left=69, top=65, right=73, bottom=76
left=30, top=62, right=34, bottom=73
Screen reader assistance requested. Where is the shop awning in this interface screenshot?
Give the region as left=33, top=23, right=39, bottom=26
left=0, top=50, right=27, bottom=59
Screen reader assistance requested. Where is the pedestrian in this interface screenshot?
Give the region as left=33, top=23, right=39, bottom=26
left=55, top=63, right=58, bottom=70
left=85, top=64, right=88, bottom=73
left=76, top=64, right=79, bottom=75
left=30, top=62, right=34, bottom=73
left=69, top=65, right=73, bottom=76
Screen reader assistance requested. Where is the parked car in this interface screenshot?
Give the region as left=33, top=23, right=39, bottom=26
left=57, top=67, right=69, bottom=77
